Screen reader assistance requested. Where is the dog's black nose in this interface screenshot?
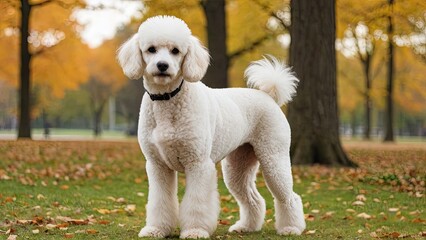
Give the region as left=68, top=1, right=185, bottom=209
left=157, top=62, right=169, bottom=72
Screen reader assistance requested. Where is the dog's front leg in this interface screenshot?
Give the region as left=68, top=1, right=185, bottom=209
left=138, top=160, right=178, bottom=238
left=179, top=160, right=220, bottom=239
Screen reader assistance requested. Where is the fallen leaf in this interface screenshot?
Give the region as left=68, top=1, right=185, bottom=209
left=32, top=229, right=40, bottom=234
left=64, top=233, right=74, bottom=238
left=46, top=223, right=57, bottom=229
left=305, top=230, right=316, bottom=235
left=60, top=185, right=69, bottom=190
left=137, top=192, right=144, bottom=197
left=356, top=194, right=367, bottom=202
left=37, top=194, right=45, bottom=200
left=346, top=209, right=356, bottom=213
left=390, top=232, right=400, bottom=238
left=7, top=235, right=17, bottom=240
left=357, top=212, right=372, bottom=219
left=412, top=218, right=425, bottom=223
left=352, top=201, right=365, bottom=206
left=311, top=209, right=320, bottom=214
left=97, top=209, right=111, bottom=214
left=304, top=214, right=315, bottom=221
left=409, top=210, right=420, bottom=216
left=98, top=220, right=110, bottom=225
left=388, top=208, right=399, bottom=212
left=124, top=204, right=136, bottom=213
left=86, top=229, right=98, bottom=234
left=220, top=195, right=232, bottom=202
left=218, top=219, right=230, bottom=225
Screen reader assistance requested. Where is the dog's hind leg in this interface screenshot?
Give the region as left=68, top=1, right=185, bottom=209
left=253, top=143, right=306, bottom=236
left=222, top=143, right=266, bottom=233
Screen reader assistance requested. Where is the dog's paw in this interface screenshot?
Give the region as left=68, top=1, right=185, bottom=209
left=229, top=222, right=257, bottom=233
left=277, top=226, right=303, bottom=236
left=180, top=228, right=209, bottom=239
left=138, top=226, right=168, bottom=238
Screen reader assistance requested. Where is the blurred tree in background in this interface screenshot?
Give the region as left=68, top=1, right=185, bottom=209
left=337, top=0, right=426, bottom=141
left=85, top=39, right=126, bottom=136
left=0, top=0, right=87, bottom=139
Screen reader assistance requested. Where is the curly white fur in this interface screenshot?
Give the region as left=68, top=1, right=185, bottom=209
left=117, top=15, right=306, bottom=239
left=245, top=55, right=299, bottom=106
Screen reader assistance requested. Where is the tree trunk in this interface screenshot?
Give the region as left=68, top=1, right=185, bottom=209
left=18, top=0, right=32, bottom=139
left=384, top=0, right=395, bottom=142
left=288, top=0, right=356, bottom=166
left=201, top=0, right=228, bottom=88
left=363, top=55, right=372, bottom=140
left=93, top=109, right=103, bottom=137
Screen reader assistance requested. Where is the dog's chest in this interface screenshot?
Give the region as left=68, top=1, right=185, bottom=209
left=148, top=105, right=189, bottom=172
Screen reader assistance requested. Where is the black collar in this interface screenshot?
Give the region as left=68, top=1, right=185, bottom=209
left=147, top=80, right=184, bottom=101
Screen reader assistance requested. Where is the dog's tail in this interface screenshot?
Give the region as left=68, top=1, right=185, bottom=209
left=244, top=55, right=299, bottom=106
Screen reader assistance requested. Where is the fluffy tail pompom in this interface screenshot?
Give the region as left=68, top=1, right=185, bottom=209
left=244, top=55, right=299, bottom=106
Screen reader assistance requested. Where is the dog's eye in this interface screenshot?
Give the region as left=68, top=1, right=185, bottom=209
left=147, top=47, right=156, bottom=53
left=171, top=48, right=180, bottom=55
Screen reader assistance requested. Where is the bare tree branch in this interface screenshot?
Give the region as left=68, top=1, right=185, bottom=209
left=250, top=0, right=290, bottom=30
left=30, top=0, right=52, bottom=8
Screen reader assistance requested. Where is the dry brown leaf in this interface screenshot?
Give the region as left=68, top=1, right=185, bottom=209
left=124, top=204, right=136, bottom=213
left=7, top=235, right=17, bottom=240
left=352, top=201, right=365, bottom=206
left=356, top=194, right=367, bottom=202
left=64, top=233, right=74, bottom=238
left=305, top=230, right=316, bottom=235
left=46, top=223, right=57, bottom=229
left=357, top=212, right=372, bottom=219
left=218, top=219, right=230, bottom=225
left=388, top=208, right=399, bottom=212
left=390, top=232, right=400, bottom=238
left=86, top=229, right=98, bottom=234
left=304, top=214, right=315, bottom=221
left=97, top=209, right=111, bottom=214
left=220, top=195, right=232, bottom=202
left=60, top=185, right=69, bottom=190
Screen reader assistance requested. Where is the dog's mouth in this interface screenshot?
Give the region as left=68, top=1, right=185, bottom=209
left=154, top=73, right=171, bottom=77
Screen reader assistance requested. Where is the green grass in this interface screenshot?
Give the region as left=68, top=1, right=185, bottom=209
left=0, top=141, right=425, bottom=239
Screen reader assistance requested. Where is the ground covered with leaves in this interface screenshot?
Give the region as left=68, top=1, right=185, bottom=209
left=0, top=140, right=425, bottom=239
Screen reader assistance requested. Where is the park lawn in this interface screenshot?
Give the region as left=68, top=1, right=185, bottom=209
left=0, top=141, right=425, bottom=239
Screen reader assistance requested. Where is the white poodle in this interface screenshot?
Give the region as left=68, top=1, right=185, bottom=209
left=117, top=15, right=306, bottom=239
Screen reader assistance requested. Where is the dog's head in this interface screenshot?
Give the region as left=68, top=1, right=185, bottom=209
left=117, top=16, right=210, bottom=86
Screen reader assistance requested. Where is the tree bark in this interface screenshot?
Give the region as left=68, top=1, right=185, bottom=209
left=18, top=0, right=32, bottom=139
left=201, top=0, right=228, bottom=88
left=93, top=108, right=103, bottom=137
left=363, top=55, right=372, bottom=140
left=384, top=0, right=395, bottom=142
left=288, top=0, right=356, bottom=166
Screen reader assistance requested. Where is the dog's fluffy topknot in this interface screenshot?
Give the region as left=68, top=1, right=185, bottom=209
left=138, top=16, right=192, bottom=48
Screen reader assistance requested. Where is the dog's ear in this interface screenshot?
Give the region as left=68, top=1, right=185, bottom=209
left=182, top=36, right=210, bottom=82
left=117, top=34, right=145, bottom=80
